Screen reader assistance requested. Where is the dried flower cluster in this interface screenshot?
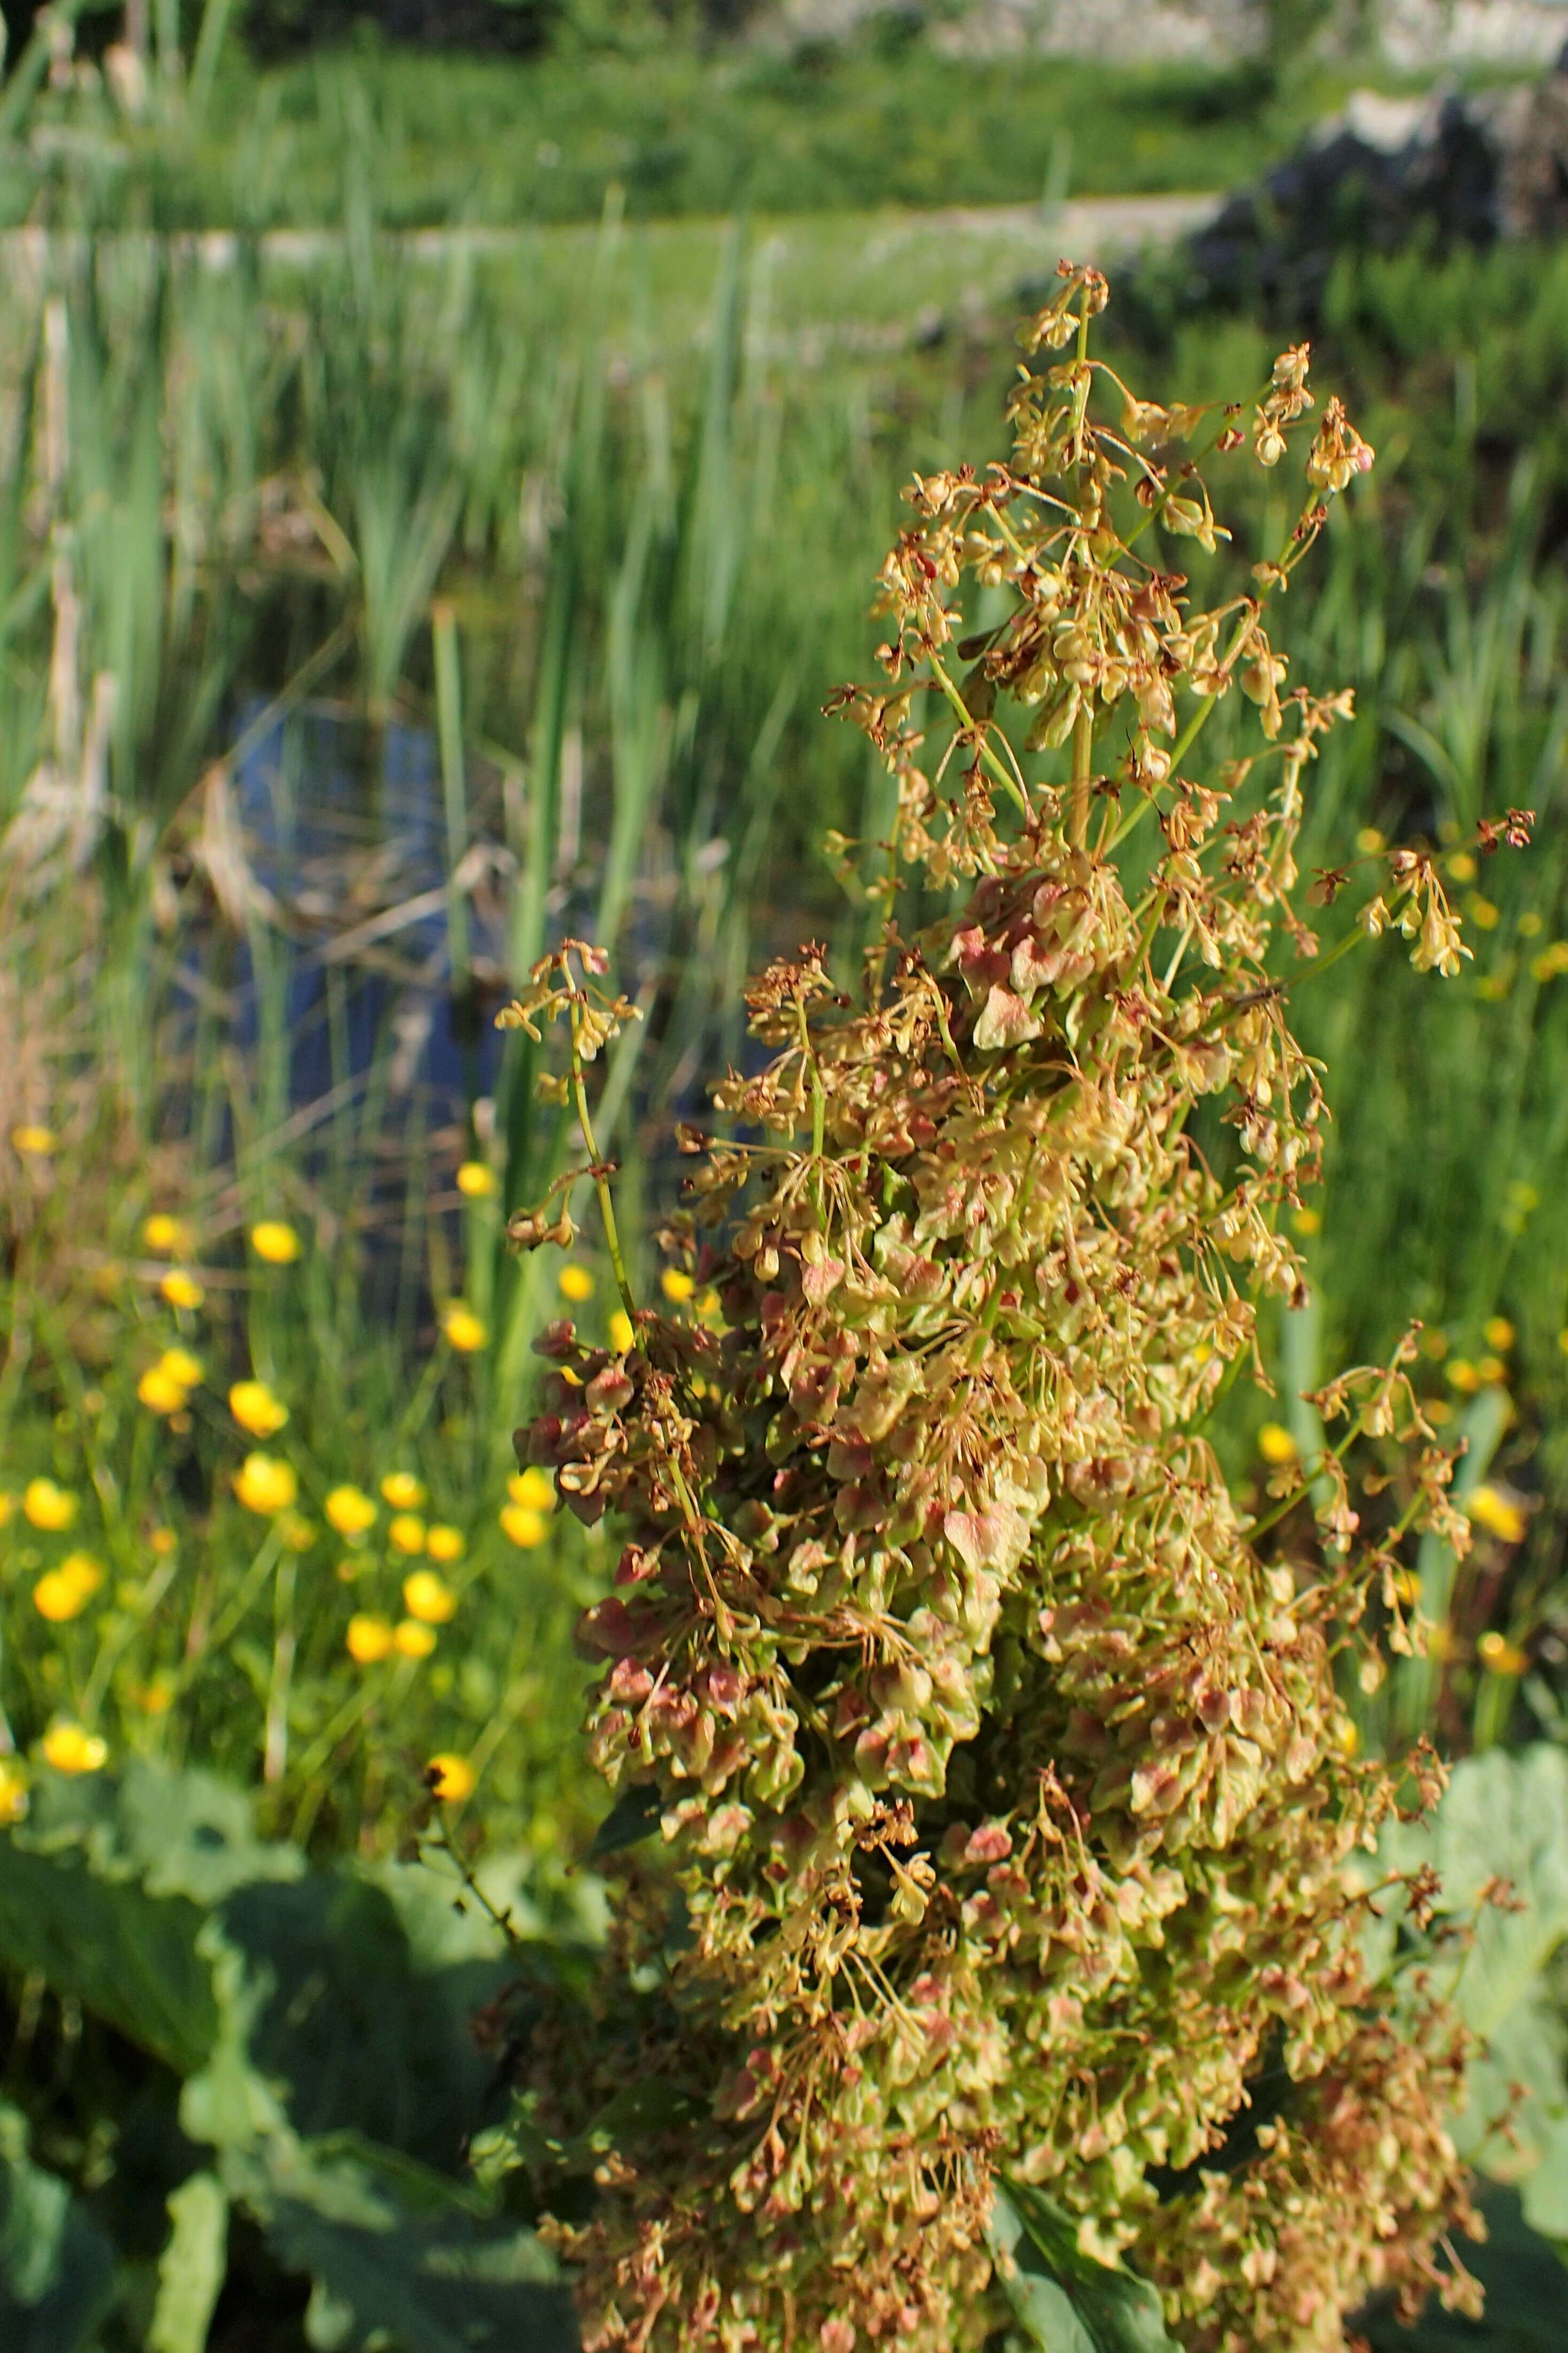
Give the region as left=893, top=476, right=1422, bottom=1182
left=501, top=269, right=1529, bottom=2352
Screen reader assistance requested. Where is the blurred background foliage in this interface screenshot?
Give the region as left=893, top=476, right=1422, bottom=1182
left=4, top=0, right=1568, bottom=2341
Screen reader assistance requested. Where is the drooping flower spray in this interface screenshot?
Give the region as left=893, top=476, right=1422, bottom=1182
left=500, top=268, right=1527, bottom=2352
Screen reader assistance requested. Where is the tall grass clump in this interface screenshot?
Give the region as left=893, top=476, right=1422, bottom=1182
left=499, top=270, right=1531, bottom=2350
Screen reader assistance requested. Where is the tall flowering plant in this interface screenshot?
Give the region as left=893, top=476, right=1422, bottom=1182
left=498, top=268, right=1529, bottom=2352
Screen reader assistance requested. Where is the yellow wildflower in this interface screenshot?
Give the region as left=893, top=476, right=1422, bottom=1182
left=443, top=1305, right=487, bottom=1353
left=1466, top=1484, right=1526, bottom=1544
left=160, top=1269, right=205, bottom=1312
left=143, top=1214, right=192, bottom=1253
left=426, top=1753, right=476, bottom=1802
left=233, top=1453, right=297, bottom=1516
left=150, top=1526, right=178, bottom=1557
left=380, top=1472, right=426, bottom=1511
left=1446, top=1358, right=1481, bottom=1393
left=0, top=1494, right=11, bottom=1525
left=1426, top=1397, right=1452, bottom=1425
left=1257, top=1423, right=1297, bottom=1466
left=559, top=1265, right=595, bottom=1304
left=1354, top=827, right=1385, bottom=856
left=136, top=1673, right=176, bottom=1717
left=229, top=1380, right=289, bottom=1440
left=456, top=1162, right=497, bottom=1198
left=0, top=1761, right=28, bottom=1825
left=609, top=1308, right=634, bottom=1354
left=1446, top=851, right=1477, bottom=883
left=280, top=1513, right=316, bottom=1552
left=426, top=1524, right=464, bottom=1563
left=24, top=1479, right=77, bottom=1533
left=661, top=1268, right=694, bottom=1304
left=137, top=1365, right=190, bottom=1416
left=1467, top=895, right=1499, bottom=931
left=159, top=1347, right=204, bottom=1389
left=388, top=1513, right=427, bottom=1557
left=11, top=1125, right=56, bottom=1155
left=1477, top=1629, right=1528, bottom=1676
left=326, top=1485, right=378, bottom=1540
left=1476, top=1355, right=1507, bottom=1387
left=250, top=1221, right=302, bottom=1265
left=42, top=1723, right=108, bottom=1776
left=346, top=1614, right=395, bottom=1664
left=1519, top=910, right=1544, bottom=938
left=1483, top=1316, right=1515, bottom=1353
left=402, top=1570, right=457, bottom=1625
left=393, top=1619, right=437, bottom=1660
left=500, top=1503, right=548, bottom=1550
left=508, top=1467, right=555, bottom=1512
left=34, top=1552, right=104, bottom=1621
left=1291, top=1208, right=1320, bottom=1237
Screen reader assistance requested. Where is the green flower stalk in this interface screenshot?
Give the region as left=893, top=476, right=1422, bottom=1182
left=499, top=267, right=1528, bottom=2352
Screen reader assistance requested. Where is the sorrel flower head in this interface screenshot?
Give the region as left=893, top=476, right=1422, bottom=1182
left=499, top=276, right=1514, bottom=2353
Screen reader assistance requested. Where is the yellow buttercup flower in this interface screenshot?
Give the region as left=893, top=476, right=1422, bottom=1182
left=388, top=1513, right=427, bottom=1557
left=660, top=1268, right=694, bottom=1304
left=346, top=1614, right=395, bottom=1664
left=456, top=1161, right=497, bottom=1199
left=609, top=1308, right=634, bottom=1354
left=34, top=1554, right=101, bottom=1620
left=250, top=1221, right=302, bottom=1265
left=1446, top=1358, right=1480, bottom=1393
left=426, top=1524, right=464, bottom=1563
left=1466, top=1484, right=1526, bottom=1545
left=443, top=1305, right=487, bottom=1353
left=0, top=1494, right=11, bottom=1526
left=1467, top=895, right=1500, bottom=932
left=24, top=1479, right=77, bottom=1532
left=233, top=1453, right=297, bottom=1516
left=42, top=1723, right=108, bottom=1776
left=402, top=1570, right=457, bottom=1625
left=143, top=1213, right=193, bottom=1254
left=393, top=1619, right=437, bottom=1660
left=508, top=1467, right=555, bottom=1512
left=1354, top=827, right=1385, bottom=856
left=159, top=1347, right=204, bottom=1389
left=1257, top=1423, right=1297, bottom=1466
left=559, top=1265, right=595, bottom=1304
left=0, top=1761, right=28, bottom=1825
left=160, top=1269, right=205, bottom=1312
left=1477, top=1629, right=1528, bottom=1676
left=11, top=1124, right=56, bottom=1155
left=1476, top=1355, right=1507, bottom=1388
left=500, top=1503, right=548, bottom=1550
left=426, top=1753, right=476, bottom=1803
left=230, top=1380, right=289, bottom=1439
left=1291, top=1207, right=1320, bottom=1237
left=1483, top=1316, right=1515, bottom=1354
left=380, top=1472, right=426, bottom=1511
left=1445, top=851, right=1477, bottom=883
left=137, top=1365, right=189, bottom=1416
left=326, top=1484, right=377, bottom=1540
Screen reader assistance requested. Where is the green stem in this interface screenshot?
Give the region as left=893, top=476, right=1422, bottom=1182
left=928, top=652, right=1031, bottom=823
left=569, top=987, right=640, bottom=1334
left=1069, top=703, right=1093, bottom=848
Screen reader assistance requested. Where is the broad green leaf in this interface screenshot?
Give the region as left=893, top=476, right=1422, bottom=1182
left=0, top=2101, right=118, bottom=2353
left=148, top=2172, right=228, bottom=2353
left=222, top=2131, right=580, bottom=2353
left=990, top=2180, right=1179, bottom=2353
left=1371, top=1746, right=1568, bottom=2227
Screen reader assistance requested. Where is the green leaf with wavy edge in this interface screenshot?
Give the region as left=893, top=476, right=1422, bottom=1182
left=0, top=2100, right=118, bottom=2353
left=221, top=2130, right=579, bottom=2353
left=149, top=2172, right=228, bottom=2353
left=1370, top=1745, right=1568, bottom=2238
left=990, top=2179, right=1180, bottom=2353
